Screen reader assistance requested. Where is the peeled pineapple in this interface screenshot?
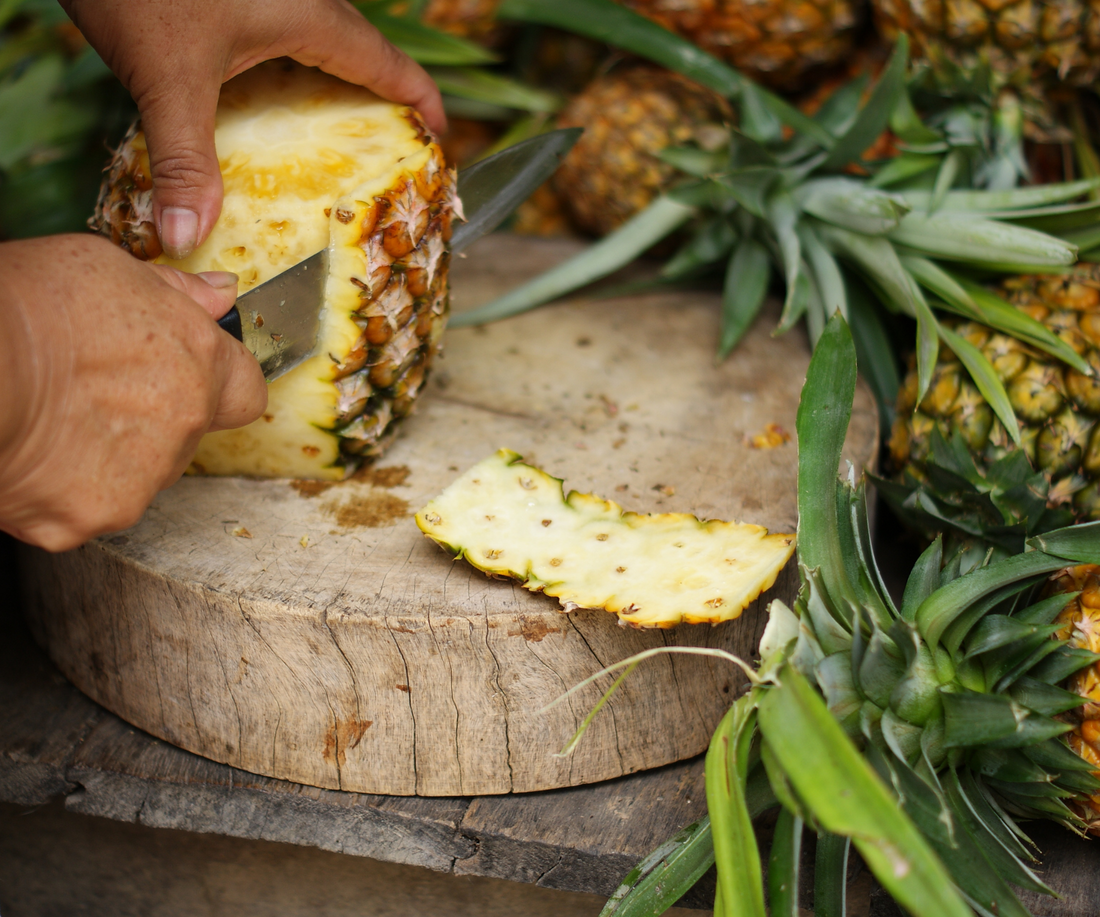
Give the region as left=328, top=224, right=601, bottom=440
left=91, top=61, right=458, bottom=479
left=416, top=450, right=796, bottom=628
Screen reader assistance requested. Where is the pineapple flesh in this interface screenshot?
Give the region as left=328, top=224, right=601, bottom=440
left=91, top=61, right=457, bottom=479
left=415, top=450, right=796, bottom=628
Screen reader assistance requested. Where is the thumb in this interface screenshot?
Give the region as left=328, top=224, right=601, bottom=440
left=148, top=265, right=239, bottom=320
left=138, top=83, right=225, bottom=261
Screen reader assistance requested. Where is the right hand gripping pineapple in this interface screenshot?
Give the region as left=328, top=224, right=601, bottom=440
left=91, top=60, right=458, bottom=480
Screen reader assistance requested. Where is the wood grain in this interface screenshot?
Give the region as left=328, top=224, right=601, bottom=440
left=18, top=235, right=878, bottom=797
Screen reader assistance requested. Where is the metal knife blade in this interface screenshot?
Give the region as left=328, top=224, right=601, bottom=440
left=217, top=249, right=328, bottom=382
left=215, top=128, right=582, bottom=380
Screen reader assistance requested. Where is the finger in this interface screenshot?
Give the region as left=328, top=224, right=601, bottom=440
left=148, top=264, right=239, bottom=320
left=208, top=333, right=269, bottom=432
left=136, top=80, right=225, bottom=260
left=281, top=1, right=447, bottom=135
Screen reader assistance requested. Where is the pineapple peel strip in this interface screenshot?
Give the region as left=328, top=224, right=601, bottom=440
left=415, top=449, right=796, bottom=628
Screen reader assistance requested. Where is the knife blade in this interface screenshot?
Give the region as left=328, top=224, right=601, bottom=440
left=216, top=127, right=582, bottom=380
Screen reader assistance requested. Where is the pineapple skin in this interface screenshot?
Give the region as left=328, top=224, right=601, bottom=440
left=873, top=0, right=1100, bottom=86
left=553, top=64, right=731, bottom=237
left=416, top=449, right=796, bottom=628
left=90, top=62, right=457, bottom=480
left=617, top=0, right=860, bottom=88
left=890, top=266, right=1100, bottom=521
left=1050, top=564, right=1100, bottom=833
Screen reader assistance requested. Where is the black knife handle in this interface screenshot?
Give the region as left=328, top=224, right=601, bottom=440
left=217, top=305, right=244, bottom=342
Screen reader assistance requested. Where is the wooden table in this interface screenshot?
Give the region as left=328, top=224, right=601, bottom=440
left=3, top=527, right=1099, bottom=916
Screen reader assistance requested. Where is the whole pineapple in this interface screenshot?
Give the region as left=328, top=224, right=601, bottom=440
left=91, top=61, right=458, bottom=480
left=552, top=63, right=731, bottom=237
left=873, top=0, right=1100, bottom=86
left=889, top=265, right=1100, bottom=525
left=618, top=0, right=861, bottom=88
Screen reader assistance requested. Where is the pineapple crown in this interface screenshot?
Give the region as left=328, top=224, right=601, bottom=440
left=565, top=316, right=1100, bottom=917
left=456, top=37, right=1100, bottom=444
left=874, top=426, right=1077, bottom=559
left=749, top=314, right=1100, bottom=917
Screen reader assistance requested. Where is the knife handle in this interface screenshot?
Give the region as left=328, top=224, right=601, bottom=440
left=217, top=305, right=244, bottom=343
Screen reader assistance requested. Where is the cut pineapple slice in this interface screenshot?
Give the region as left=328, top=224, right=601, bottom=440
left=416, top=449, right=796, bottom=628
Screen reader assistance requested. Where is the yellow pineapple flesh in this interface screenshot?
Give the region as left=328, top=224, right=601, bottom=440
left=91, top=61, right=458, bottom=479
left=416, top=450, right=796, bottom=628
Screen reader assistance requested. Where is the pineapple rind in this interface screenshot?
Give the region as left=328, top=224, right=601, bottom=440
left=415, top=449, right=796, bottom=628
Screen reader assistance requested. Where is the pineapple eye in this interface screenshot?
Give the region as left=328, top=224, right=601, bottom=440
left=705, top=598, right=725, bottom=608
left=423, top=512, right=441, bottom=525
left=484, top=549, right=503, bottom=559
left=541, top=519, right=552, bottom=527
left=616, top=566, right=627, bottom=573
left=596, top=533, right=609, bottom=541
left=485, top=515, right=495, bottom=521
left=549, top=558, right=562, bottom=566
left=519, top=478, right=535, bottom=490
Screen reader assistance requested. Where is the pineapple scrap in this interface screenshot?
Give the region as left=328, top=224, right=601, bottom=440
left=416, top=450, right=796, bottom=628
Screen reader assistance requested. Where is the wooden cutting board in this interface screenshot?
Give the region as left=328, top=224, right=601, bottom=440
left=18, top=235, right=877, bottom=796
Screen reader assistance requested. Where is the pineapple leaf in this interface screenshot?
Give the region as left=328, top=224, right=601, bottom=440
left=928, top=147, right=963, bottom=214
left=1028, top=645, right=1100, bottom=685
left=450, top=195, right=694, bottom=327
left=888, top=213, right=1078, bottom=267
left=845, top=278, right=899, bottom=428
left=1010, top=676, right=1089, bottom=717
left=795, top=314, right=859, bottom=608
left=767, top=190, right=803, bottom=323
left=899, top=255, right=983, bottom=319
left=812, top=75, right=868, bottom=137
left=796, top=178, right=910, bottom=236
left=798, top=224, right=847, bottom=317
left=427, top=67, right=561, bottom=112
left=758, top=664, right=973, bottom=917
left=901, top=178, right=1100, bottom=213
left=937, top=324, right=1021, bottom=445
left=941, top=770, right=1055, bottom=897
left=354, top=7, right=499, bottom=64
left=901, top=537, right=944, bottom=623
left=820, top=36, right=908, bottom=172
left=966, top=615, right=1057, bottom=656
left=869, top=151, right=941, bottom=188
left=597, top=818, right=716, bottom=917
left=719, top=235, right=770, bottom=358
left=1012, top=592, right=1078, bottom=626
left=767, top=808, right=803, bottom=917
left=916, top=552, right=1075, bottom=648
left=942, top=692, right=1072, bottom=749
left=663, top=213, right=737, bottom=279
left=1027, top=521, right=1100, bottom=564
left=716, top=167, right=777, bottom=217
left=812, top=832, right=850, bottom=917
left=706, top=694, right=767, bottom=917
left=658, top=145, right=726, bottom=178
left=956, top=769, right=1038, bottom=862
left=497, top=0, right=738, bottom=90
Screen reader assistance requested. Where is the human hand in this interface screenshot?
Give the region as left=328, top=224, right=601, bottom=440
left=59, top=0, right=446, bottom=260
left=0, top=234, right=268, bottom=551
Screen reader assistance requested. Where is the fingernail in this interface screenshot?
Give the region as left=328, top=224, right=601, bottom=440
left=160, top=207, right=199, bottom=260
left=197, top=271, right=239, bottom=290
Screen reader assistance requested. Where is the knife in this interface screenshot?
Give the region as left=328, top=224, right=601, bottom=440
left=216, top=127, right=583, bottom=381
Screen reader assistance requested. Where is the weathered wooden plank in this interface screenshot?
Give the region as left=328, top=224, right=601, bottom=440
left=18, top=235, right=878, bottom=797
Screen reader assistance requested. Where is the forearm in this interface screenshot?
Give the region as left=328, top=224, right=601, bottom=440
left=0, top=261, right=47, bottom=479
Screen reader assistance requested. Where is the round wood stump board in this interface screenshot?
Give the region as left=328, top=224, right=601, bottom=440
left=19, top=236, right=877, bottom=796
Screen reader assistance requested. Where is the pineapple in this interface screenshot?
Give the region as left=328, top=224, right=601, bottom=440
left=617, top=0, right=861, bottom=89
left=1050, top=563, right=1100, bottom=833
left=91, top=61, right=458, bottom=479
left=415, top=449, right=795, bottom=628
left=887, top=265, right=1100, bottom=533
left=873, top=0, right=1100, bottom=86
left=552, top=63, right=731, bottom=237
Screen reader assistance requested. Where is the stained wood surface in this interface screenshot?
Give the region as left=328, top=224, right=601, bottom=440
left=2, top=550, right=1099, bottom=915
left=19, top=234, right=877, bottom=797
